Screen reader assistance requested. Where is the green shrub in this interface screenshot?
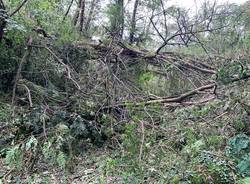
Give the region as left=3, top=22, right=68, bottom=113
left=238, top=153, right=250, bottom=177
left=199, top=151, right=236, bottom=183
left=226, top=134, right=250, bottom=158
left=5, top=146, right=23, bottom=171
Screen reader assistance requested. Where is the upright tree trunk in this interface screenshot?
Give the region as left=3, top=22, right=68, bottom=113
left=117, top=0, right=124, bottom=39
left=79, top=0, right=85, bottom=32
left=85, top=0, right=98, bottom=35
left=0, top=0, right=6, bottom=42
left=129, top=0, right=139, bottom=44
left=73, top=0, right=81, bottom=26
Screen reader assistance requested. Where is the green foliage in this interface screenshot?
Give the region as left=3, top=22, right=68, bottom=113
left=207, top=135, right=225, bottom=149
left=42, top=137, right=68, bottom=170
left=26, top=136, right=38, bottom=151
left=106, top=2, right=124, bottom=33
left=218, top=63, right=247, bottom=84
left=226, top=134, right=250, bottom=158
left=70, top=115, right=89, bottom=138
left=3, top=129, right=67, bottom=172
left=199, top=151, right=236, bottom=183
left=226, top=134, right=250, bottom=177
left=101, top=157, right=118, bottom=176
left=122, top=123, right=140, bottom=158
left=138, top=69, right=191, bottom=96
left=183, top=140, right=206, bottom=157
left=234, top=113, right=248, bottom=131
left=56, top=151, right=67, bottom=169
left=1, top=0, right=250, bottom=182
left=139, top=72, right=155, bottom=84
left=238, top=177, right=250, bottom=184
left=5, top=146, right=23, bottom=171
left=42, top=140, right=57, bottom=162
left=182, top=127, right=198, bottom=145
left=25, top=173, right=50, bottom=184
left=242, top=34, right=250, bottom=49
left=145, top=0, right=161, bottom=10
left=0, top=43, right=19, bottom=90
left=176, top=100, right=224, bottom=121
left=238, top=153, right=250, bottom=177
left=54, top=19, right=81, bottom=44
left=0, top=102, right=11, bottom=122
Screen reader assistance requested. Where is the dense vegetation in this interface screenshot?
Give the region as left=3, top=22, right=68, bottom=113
left=0, top=0, right=250, bottom=183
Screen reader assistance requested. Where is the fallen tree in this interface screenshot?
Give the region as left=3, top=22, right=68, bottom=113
left=0, top=36, right=249, bottom=182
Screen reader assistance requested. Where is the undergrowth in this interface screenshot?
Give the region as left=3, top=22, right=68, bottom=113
left=0, top=79, right=249, bottom=183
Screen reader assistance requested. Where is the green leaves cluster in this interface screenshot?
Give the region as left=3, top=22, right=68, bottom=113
left=226, top=134, right=250, bottom=177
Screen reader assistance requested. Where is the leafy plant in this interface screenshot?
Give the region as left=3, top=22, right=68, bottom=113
left=56, top=151, right=67, bottom=169
left=218, top=63, right=246, bottom=84
left=238, top=177, right=250, bottom=184
left=238, top=153, right=250, bottom=177
left=42, top=138, right=68, bottom=170
left=199, top=151, right=236, bottom=183
left=5, top=146, right=23, bottom=171
left=26, top=136, right=38, bottom=151
left=226, top=134, right=250, bottom=158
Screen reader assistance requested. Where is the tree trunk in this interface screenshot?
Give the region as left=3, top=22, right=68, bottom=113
left=73, top=0, right=81, bottom=26
left=116, top=0, right=124, bottom=39
left=79, top=0, right=85, bottom=32
left=129, top=0, right=139, bottom=44
left=0, top=0, right=6, bottom=42
left=85, top=0, right=98, bottom=35
left=120, top=0, right=124, bottom=39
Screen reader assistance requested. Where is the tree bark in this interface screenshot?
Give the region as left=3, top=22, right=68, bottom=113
left=129, top=0, right=139, bottom=44
left=116, top=0, right=124, bottom=39
left=85, top=0, right=98, bottom=35
left=73, top=0, right=81, bottom=26
left=79, top=0, right=85, bottom=32
left=0, top=0, right=6, bottom=42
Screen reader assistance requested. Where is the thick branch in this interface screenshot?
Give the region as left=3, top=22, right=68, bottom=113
left=12, top=36, right=33, bottom=106
left=103, top=83, right=216, bottom=109
left=145, top=83, right=216, bottom=104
